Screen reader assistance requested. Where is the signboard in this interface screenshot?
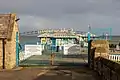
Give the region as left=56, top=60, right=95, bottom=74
left=41, top=38, right=46, bottom=44
left=56, top=39, right=62, bottom=46
left=25, top=45, right=42, bottom=58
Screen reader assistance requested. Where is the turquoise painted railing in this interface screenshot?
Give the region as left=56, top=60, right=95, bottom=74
left=16, top=32, right=19, bottom=67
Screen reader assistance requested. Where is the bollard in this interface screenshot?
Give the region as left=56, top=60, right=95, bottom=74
left=50, top=53, right=55, bottom=65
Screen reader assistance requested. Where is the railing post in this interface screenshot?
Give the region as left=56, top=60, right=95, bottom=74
left=88, top=41, right=90, bottom=67
left=16, top=32, right=19, bottom=67
left=88, top=32, right=91, bottom=67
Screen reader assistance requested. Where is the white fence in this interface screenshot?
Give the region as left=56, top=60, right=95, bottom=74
left=19, top=44, right=42, bottom=61
left=19, top=44, right=80, bottom=61
left=63, top=44, right=77, bottom=55
left=109, top=54, right=120, bottom=61
left=19, top=51, right=26, bottom=61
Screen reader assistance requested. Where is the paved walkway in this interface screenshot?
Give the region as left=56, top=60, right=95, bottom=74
left=0, top=47, right=99, bottom=80
left=19, top=45, right=88, bottom=66
left=0, top=66, right=99, bottom=80
left=19, top=53, right=88, bottom=66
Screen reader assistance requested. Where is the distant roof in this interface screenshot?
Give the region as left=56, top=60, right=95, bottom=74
left=38, top=32, right=77, bottom=38
left=0, top=14, right=16, bottom=39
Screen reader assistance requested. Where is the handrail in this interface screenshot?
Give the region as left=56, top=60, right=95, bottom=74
left=109, top=55, right=120, bottom=62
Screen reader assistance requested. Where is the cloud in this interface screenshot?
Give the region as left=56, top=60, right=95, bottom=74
left=0, top=0, right=120, bottom=35
left=19, top=15, right=57, bottom=31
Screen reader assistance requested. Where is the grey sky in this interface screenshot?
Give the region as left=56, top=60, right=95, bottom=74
left=0, top=0, right=120, bottom=35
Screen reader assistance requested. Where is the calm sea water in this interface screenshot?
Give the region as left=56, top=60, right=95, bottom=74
left=20, top=36, right=39, bottom=45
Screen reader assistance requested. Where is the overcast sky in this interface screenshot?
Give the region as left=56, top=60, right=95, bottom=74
left=0, top=0, right=120, bottom=35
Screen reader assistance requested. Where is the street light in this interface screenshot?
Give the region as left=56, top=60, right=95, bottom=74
left=88, top=24, right=91, bottom=32
left=105, top=33, right=108, bottom=40
left=87, top=24, right=91, bottom=67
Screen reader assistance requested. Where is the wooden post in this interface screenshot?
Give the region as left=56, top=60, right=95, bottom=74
left=50, top=53, right=55, bottom=65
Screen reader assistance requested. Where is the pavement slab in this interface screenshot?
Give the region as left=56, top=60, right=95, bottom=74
left=0, top=66, right=99, bottom=80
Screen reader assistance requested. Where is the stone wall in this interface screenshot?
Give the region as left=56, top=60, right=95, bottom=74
left=0, top=14, right=19, bottom=69
left=94, top=57, right=120, bottom=80
left=89, top=40, right=120, bottom=80
left=0, top=40, right=3, bottom=69
left=91, top=40, right=109, bottom=58
left=89, top=40, right=109, bottom=69
left=5, top=14, right=19, bottom=69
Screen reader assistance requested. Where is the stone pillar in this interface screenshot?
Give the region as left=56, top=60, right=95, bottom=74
left=91, top=40, right=109, bottom=58
left=90, top=40, right=109, bottom=70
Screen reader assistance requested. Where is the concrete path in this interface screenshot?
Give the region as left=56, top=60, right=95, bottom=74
left=0, top=66, right=99, bottom=80
left=19, top=54, right=88, bottom=66
left=19, top=45, right=88, bottom=66
left=1, top=46, right=99, bottom=80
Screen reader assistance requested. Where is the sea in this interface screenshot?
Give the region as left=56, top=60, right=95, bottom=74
left=20, top=35, right=39, bottom=44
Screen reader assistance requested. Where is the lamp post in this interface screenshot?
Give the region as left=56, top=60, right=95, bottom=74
left=88, top=24, right=91, bottom=67
left=88, top=24, right=91, bottom=41
left=105, top=33, right=108, bottom=40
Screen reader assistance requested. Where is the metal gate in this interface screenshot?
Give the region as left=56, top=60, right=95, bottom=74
left=18, top=42, right=88, bottom=67
left=87, top=27, right=112, bottom=66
